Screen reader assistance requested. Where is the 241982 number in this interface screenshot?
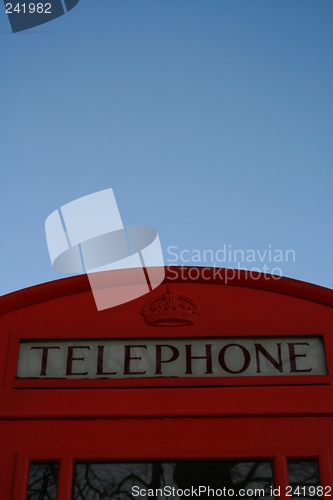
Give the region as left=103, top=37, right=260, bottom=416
left=286, top=486, right=331, bottom=497
left=5, top=3, right=51, bottom=14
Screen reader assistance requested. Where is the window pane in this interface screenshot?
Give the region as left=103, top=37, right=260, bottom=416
left=287, top=460, right=321, bottom=500
left=72, top=460, right=274, bottom=500
left=27, top=462, right=59, bottom=500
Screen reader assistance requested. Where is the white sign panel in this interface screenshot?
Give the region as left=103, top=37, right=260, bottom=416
left=16, top=337, right=327, bottom=379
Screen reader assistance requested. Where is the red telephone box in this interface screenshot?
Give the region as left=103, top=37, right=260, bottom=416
left=1, top=266, right=333, bottom=499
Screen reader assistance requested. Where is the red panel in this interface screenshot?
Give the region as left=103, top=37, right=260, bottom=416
left=2, top=418, right=333, bottom=499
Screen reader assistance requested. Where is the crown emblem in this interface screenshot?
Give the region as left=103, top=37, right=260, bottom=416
left=141, top=285, right=200, bottom=326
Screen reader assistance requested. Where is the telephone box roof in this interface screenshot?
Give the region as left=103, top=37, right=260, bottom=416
left=1, top=266, right=333, bottom=317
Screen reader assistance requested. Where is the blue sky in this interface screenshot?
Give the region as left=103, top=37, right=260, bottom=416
left=0, top=0, right=332, bottom=295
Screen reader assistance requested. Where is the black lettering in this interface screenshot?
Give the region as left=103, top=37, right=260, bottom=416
left=185, top=344, right=213, bottom=374
left=255, top=343, right=283, bottom=373
left=288, top=342, right=312, bottom=372
left=124, top=345, right=147, bottom=375
left=97, top=345, right=117, bottom=375
left=66, top=346, right=90, bottom=376
left=155, top=345, right=179, bottom=375
left=219, top=344, right=250, bottom=374
left=30, top=346, right=61, bottom=376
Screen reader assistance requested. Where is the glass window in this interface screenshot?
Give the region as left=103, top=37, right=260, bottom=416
left=27, top=462, right=59, bottom=500
left=72, top=460, right=274, bottom=500
left=287, top=460, right=321, bottom=500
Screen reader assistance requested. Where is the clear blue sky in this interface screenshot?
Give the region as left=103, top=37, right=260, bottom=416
left=1, top=0, right=332, bottom=295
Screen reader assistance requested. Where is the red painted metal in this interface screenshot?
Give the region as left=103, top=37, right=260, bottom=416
left=1, top=267, right=333, bottom=499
